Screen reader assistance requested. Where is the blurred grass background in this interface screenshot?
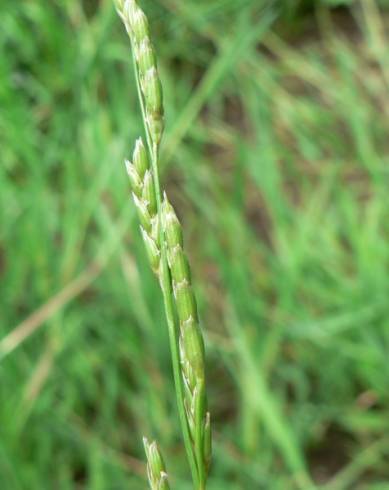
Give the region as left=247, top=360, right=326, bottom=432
left=1, top=0, right=389, bottom=488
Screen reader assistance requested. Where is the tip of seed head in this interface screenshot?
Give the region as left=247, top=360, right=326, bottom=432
left=150, top=440, right=157, bottom=451
left=132, top=192, right=142, bottom=208
left=143, top=168, right=152, bottom=180
left=134, top=137, right=143, bottom=154
left=124, top=159, right=133, bottom=173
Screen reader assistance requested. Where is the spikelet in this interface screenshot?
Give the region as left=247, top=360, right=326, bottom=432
left=143, top=438, right=170, bottom=490
left=162, top=195, right=211, bottom=477
left=117, top=0, right=164, bottom=146
left=125, top=138, right=160, bottom=273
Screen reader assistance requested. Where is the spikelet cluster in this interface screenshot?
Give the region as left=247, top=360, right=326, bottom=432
left=162, top=196, right=212, bottom=476
left=115, top=0, right=212, bottom=485
left=125, top=138, right=160, bottom=273
left=143, top=438, right=170, bottom=490
left=115, top=0, right=164, bottom=146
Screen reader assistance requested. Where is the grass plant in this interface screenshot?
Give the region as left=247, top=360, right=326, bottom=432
left=114, top=1, right=211, bottom=488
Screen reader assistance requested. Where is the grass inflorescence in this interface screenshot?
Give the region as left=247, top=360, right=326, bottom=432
left=2, top=1, right=389, bottom=489
left=114, top=1, right=211, bottom=488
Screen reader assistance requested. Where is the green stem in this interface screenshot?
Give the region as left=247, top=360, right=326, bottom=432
left=129, top=34, right=199, bottom=488
left=194, top=382, right=206, bottom=489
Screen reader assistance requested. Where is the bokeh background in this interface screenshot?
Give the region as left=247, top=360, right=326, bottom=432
left=1, top=0, right=389, bottom=488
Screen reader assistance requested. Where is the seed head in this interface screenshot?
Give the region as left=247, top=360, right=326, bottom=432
left=115, top=0, right=211, bottom=480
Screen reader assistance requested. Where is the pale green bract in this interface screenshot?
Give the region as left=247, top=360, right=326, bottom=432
left=143, top=438, right=170, bottom=490
left=114, top=1, right=211, bottom=489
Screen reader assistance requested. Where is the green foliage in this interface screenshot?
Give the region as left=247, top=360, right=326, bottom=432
left=1, top=0, right=389, bottom=489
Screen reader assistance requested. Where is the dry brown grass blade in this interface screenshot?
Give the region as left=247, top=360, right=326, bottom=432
left=0, top=261, right=102, bottom=360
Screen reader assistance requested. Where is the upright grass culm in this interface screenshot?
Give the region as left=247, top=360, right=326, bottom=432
left=114, top=1, right=211, bottom=489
